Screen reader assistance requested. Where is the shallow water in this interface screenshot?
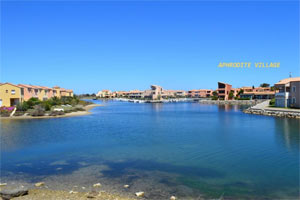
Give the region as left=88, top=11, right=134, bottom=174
left=1, top=101, right=299, bottom=199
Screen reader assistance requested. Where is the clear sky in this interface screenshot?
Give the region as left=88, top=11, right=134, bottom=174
left=1, top=0, right=299, bottom=94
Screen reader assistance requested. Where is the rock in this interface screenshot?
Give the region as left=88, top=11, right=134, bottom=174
left=69, top=190, right=78, bottom=194
left=0, top=183, right=7, bottom=187
left=135, top=191, right=145, bottom=197
left=123, top=185, right=129, bottom=188
left=86, top=191, right=98, bottom=198
left=170, top=196, right=176, bottom=200
left=35, top=182, right=45, bottom=187
left=93, top=183, right=101, bottom=188
left=0, top=188, right=28, bottom=200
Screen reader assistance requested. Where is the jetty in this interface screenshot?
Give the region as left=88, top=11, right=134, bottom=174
left=244, top=100, right=300, bottom=118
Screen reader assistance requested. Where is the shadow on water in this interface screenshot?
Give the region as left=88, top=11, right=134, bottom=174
left=101, top=159, right=225, bottom=179
left=1, top=158, right=224, bottom=199
left=3, top=157, right=298, bottom=199
left=1, top=158, right=225, bottom=180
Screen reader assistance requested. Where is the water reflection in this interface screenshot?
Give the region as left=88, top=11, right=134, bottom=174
left=0, top=119, right=37, bottom=151
left=217, top=104, right=241, bottom=112
left=150, top=103, right=163, bottom=112
left=274, top=118, right=300, bottom=152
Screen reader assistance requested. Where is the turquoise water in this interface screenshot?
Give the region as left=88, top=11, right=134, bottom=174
left=1, top=100, right=299, bottom=199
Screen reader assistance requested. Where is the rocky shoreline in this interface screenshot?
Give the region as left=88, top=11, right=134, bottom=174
left=243, top=108, right=300, bottom=119
left=0, top=180, right=182, bottom=200
left=198, top=99, right=265, bottom=105
left=0, top=180, right=138, bottom=200
left=0, top=187, right=136, bottom=200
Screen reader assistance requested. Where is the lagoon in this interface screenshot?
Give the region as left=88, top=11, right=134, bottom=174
left=0, top=100, right=299, bottom=199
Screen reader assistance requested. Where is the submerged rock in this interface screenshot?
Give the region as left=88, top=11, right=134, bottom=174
left=34, top=182, right=45, bottom=187
left=170, top=196, right=176, bottom=200
left=0, top=188, right=28, bottom=200
left=93, top=183, right=102, bottom=188
left=123, top=184, right=130, bottom=188
left=69, top=190, right=78, bottom=194
left=86, top=191, right=98, bottom=198
left=135, top=191, right=145, bottom=197
left=0, top=183, right=7, bottom=187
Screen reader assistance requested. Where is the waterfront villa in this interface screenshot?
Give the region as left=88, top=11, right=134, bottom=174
left=18, top=84, right=38, bottom=101
left=239, top=86, right=275, bottom=99
left=0, top=83, right=74, bottom=107
left=148, top=85, right=163, bottom=100
left=52, top=86, right=73, bottom=98
left=0, top=83, right=23, bottom=107
left=275, top=77, right=300, bottom=108
left=187, top=89, right=213, bottom=98
left=127, top=90, right=144, bottom=99
left=113, top=91, right=127, bottom=98
left=143, top=85, right=185, bottom=100
left=96, top=90, right=112, bottom=98
left=163, top=90, right=186, bottom=98
left=290, top=81, right=300, bottom=108
left=217, top=82, right=233, bottom=100
left=98, top=85, right=187, bottom=100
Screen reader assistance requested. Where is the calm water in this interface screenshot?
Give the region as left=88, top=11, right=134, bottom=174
left=0, top=100, right=299, bottom=199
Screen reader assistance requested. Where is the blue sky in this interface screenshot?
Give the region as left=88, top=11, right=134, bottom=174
left=1, top=1, right=299, bottom=94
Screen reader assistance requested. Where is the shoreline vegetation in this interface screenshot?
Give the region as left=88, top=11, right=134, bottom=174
left=0, top=104, right=101, bottom=120
left=0, top=96, right=102, bottom=120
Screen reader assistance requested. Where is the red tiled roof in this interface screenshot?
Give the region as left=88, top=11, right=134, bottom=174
left=40, top=86, right=53, bottom=90
left=29, top=85, right=43, bottom=89
left=275, top=77, right=300, bottom=85
left=18, top=84, right=35, bottom=88
left=0, top=82, right=21, bottom=88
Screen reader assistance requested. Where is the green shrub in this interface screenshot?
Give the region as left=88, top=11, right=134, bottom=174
left=49, top=111, right=65, bottom=116
left=26, top=98, right=41, bottom=109
left=14, top=111, right=25, bottom=116
left=211, top=96, right=218, bottom=100
left=41, top=101, right=51, bottom=111
left=0, top=110, right=10, bottom=117
left=16, top=102, right=29, bottom=111
left=49, top=96, right=62, bottom=106
left=78, top=100, right=92, bottom=106
left=30, top=105, right=45, bottom=117
left=75, top=107, right=85, bottom=111
left=229, top=91, right=234, bottom=99
left=269, top=98, right=275, bottom=106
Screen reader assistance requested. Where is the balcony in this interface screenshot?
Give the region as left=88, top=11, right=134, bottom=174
left=275, top=92, right=289, bottom=98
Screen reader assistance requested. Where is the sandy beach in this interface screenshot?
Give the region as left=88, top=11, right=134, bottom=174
left=0, top=104, right=102, bottom=120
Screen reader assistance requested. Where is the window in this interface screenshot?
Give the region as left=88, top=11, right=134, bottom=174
left=292, top=97, right=296, bottom=104
left=6, top=90, right=8, bottom=93
left=292, top=86, right=296, bottom=92
left=11, top=90, right=15, bottom=95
